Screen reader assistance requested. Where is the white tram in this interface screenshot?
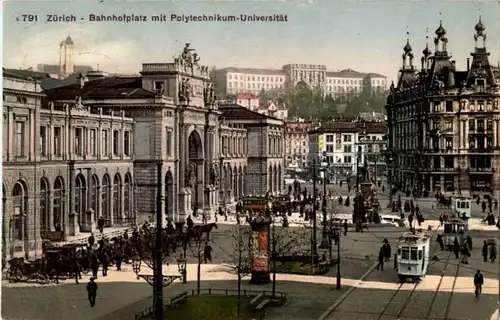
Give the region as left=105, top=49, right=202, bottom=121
left=451, top=196, right=471, bottom=218
left=443, top=218, right=468, bottom=250
left=396, top=230, right=430, bottom=282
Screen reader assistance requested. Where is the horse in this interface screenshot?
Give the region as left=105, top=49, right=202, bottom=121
left=192, top=223, right=218, bottom=242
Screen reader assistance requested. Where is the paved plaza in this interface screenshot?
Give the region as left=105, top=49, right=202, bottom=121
left=2, top=184, right=499, bottom=320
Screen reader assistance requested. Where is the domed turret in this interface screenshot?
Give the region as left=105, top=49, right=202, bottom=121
left=435, top=22, right=446, bottom=37
left=403, top=39, right=412, bottom=53
left=475, top=19, right=485, bottom=33
left=422, top=45, right=432, bottom=57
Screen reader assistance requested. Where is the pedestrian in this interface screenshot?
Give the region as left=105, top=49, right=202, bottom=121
left=87, top=277, right=98, bottom=307
left=474, top=270, right=484, bottom=299
left=481, top=201, right=486, bottom=213
left=494, top=199, right=498, bottom=212
left=376, top=248, right=385, bottom=271
left=482, top=241, right=488, bottom=262
left=453, top=237, right=460, bottom=259
left=393, top=253, right=397, bottom=271
left=466, top=236, right=473, bottom=251
left=54, top=253, right=61, bottom=284
left=436, top=234, right=444, bottom=251
left=408, top=214, right=414, bottom=229
left=88, top=233, right=95, bottom=249
left=461, top=245, right=469, bottom=264
left=382, top=239, right=391, bottom=262
left=90, top=253, right=99, bottom=279
left=439, top=214, right=444, bottom=226
left=98, top=216, right=105, bottom=233
left=100, top=250, right=109, bottom=277
left=114, top=247, right=123, bottom=271
left=73, top=252, right=82, bottom=284
left=343, top=220, right=348, bottom=236
left=203, top=242, right=212, bottom=264
left=489, top=244, right=496, bottom=263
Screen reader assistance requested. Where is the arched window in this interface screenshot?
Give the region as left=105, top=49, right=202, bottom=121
left=13, top=182, right=27, bottom=241
left=124, top=174, right=132, bottom=223
left=40, top=178, right=49, bottom=233
left=90, top=175, right=99, bottom=219
left=75, top=174, right=86, bottom=220
left=102, top=174, right=110, bottom=223
left=53, top=177, right=64, bottom=231
left=113, top=174, right=122, bottom=224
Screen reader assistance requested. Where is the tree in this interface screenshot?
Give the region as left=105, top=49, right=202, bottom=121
left=224, top=225, right=252, bottom=319
left=133, top=229, right=177, bottom=271
left=269, top=221, right=309, bottom=297
left=187, top=236, right=205, bottom=295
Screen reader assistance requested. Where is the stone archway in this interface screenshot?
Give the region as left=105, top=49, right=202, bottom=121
left=187, top=130, right=204, bottom=209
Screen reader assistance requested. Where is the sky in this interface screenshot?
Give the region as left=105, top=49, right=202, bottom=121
left=3, top=0, right=500, bottom=83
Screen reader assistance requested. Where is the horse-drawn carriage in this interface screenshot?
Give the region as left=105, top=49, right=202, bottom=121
left=5, top=257, right=50, bottom=284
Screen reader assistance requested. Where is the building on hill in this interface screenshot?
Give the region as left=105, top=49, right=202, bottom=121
left=284, top=122, right=316, bottom=169
left=213, top=65, right=386, bottom=98
left=235, top=92, right=259, bottom=110
left=256, top=101, right=288, bottom=120
left=386, top=20, right=500, bottom=198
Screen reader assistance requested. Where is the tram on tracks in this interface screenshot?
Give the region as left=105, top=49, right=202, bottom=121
left=451, top=196, right=472, bottom=219
left=443, top=218, right=468, bottom=250
left=396, top=229, right=430, bottom=282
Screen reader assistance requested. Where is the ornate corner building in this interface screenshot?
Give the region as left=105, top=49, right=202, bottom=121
left=2, top=44, right=285, bottom=260
left=386, top=20, right=500, bottom=198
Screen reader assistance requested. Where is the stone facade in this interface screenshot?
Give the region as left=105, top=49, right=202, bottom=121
left=2, top=69, right=134, bottom=260
left=2, top=45, right=285, bottom=260
left=386, top=21, right=500, bottom=198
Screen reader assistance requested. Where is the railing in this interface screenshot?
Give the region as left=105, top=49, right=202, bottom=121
left=134, top=288, right=287, bottom=319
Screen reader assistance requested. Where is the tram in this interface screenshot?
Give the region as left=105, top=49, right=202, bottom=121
left=443, top=218, right=468, bottom=250
left=451, top=196, right=472, bottom=219
left=396, top=229, right=431, bottom=282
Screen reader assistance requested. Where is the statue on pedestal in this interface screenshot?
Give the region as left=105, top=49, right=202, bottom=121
left=210, top=163, right=220, bottom=186
left=179, top=78, right=191, bottom=102
left=185, top=162, right=197, bottom=188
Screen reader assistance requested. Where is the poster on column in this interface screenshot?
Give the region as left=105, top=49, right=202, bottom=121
left=251, top=231, right=269, bottom=272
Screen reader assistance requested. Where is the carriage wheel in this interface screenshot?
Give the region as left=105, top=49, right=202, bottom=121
left=36, top=273, right=50, bottom=285
left=10, top=269, right=22, bottom=283
left=81, top=268, right=90, bottom=275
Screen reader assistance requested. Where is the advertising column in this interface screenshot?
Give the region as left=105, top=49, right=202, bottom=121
left=249, top=216, right=271, bottom=285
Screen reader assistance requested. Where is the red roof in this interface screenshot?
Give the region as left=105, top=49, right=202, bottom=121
left=236, top=93, right=259, bottom=100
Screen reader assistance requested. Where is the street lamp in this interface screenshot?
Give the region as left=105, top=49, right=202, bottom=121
left=131, top=254, right=181, bottom=287
left=319, top=155, right=330, bottom=249
left=334, top=226, right=341, bottom=290
left=177, top=255, right=187, bottom=283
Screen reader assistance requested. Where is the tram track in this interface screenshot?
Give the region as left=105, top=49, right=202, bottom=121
left=424, top=251, right=454, bottom=319
left=374, top=226, right=444, bottom=320
left=443, top=253, right=462, bottom=320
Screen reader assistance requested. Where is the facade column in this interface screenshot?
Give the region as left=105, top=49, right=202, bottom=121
left=177, top=123, right=189, bottom=223
left=493, top=120, right=498, bottom=147
left=47, top=191, right=54, bottom=232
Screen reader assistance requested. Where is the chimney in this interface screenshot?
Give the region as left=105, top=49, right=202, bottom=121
left=467, top=58, right=470, bottom=72
left=451, top=60, right=456, bottom=70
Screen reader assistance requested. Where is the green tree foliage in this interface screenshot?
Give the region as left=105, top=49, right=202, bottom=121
left=258, top=85, right=388, bottom=120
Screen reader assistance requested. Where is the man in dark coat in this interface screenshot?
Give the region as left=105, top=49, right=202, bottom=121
left=474, top=270, right=484, bottom=299
left=100, top=250, right=109, bottom=277
left=382, top=240, right=391, bottom=262
left=73, top=252, right=82, bottom=283
left=90, top=253, right=99, bottom=279
left=482, top=241, right=488, bottom=262
left=376, top=248, right=385, bottom=271
left=88, top=233, right=95, bottom=248
left=343, top=220, right=348, bottom=236
left=436, top=234, right=444, bottom=250
left=87, top=277, right=98, bottom=307
left=453, top=237, right=460, bottom=259
left=203, top=242, right=212, bottom=264
left=114, top=247, right=123, bottom=271
left=97, top=216, right=105, bottom=233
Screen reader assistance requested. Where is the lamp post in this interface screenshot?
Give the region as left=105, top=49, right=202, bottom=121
left=311, top=159, right=318, bottom=257
left=176, top=255, right=187, bottom=283
left=335, top=226, right=341, bottom=290
left=319, top=156, right=330, bottom=249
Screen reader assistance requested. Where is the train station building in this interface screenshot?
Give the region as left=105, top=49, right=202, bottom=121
left=1, top=44, right=285, bottom=261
